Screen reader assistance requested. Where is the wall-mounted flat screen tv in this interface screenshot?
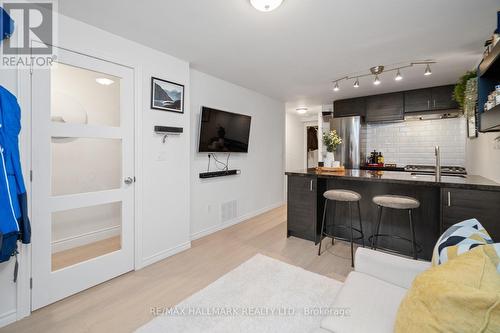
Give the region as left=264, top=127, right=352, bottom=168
left=198, top=107, right=252, bottom=153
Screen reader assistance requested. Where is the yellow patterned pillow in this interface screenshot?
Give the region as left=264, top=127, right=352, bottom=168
left=395, top=246, right=500, bottom=333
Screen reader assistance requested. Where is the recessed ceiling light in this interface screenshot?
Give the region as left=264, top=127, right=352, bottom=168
left=296, top=107, right=308, bottom=114
left=373, top=75, right=381, bottom=85
left=424, top=64, right=432, bottom=76
left=250, top=0, right=283, bottom=12
left=395, top=69, right=403, bottom=81
left=96, top=78, right=114, bottom=86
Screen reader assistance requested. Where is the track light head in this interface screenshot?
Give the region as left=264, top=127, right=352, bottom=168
left=395, top=69, right=403, bottom=81
left=424, top=64, right=432, bottom=76
left=333, top=81, right=340, bottom=92
left=373, top=75, right=381, bottom=85
left=353, top=78, right=360, bottom=88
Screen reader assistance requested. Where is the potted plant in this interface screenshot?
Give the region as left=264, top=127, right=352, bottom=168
left=453, top=71, right=477, bottom=110
left=322, top=130, right=343, bottom=167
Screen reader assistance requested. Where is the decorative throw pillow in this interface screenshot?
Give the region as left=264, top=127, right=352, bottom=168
left=432, top=219, right=493, bottom=266
left=395, top=246, right=500, bottom=333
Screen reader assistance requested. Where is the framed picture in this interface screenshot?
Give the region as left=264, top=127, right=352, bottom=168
left=151, top=77, right=184, bottom=113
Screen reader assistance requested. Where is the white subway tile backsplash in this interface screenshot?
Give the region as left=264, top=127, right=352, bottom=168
left=362, top=117, right=466, bottom=166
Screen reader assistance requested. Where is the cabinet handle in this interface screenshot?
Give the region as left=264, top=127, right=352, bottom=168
left=447, top=192, right=451, bottom=207
left=310, top=180, right=313, bottom=191
left=434, top=100, right=436, bottom=108
left=427, top=100, right=430, bottom=109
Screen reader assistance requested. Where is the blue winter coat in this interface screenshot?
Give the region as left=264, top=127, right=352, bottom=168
left=0, top=85, right=30, bottom=263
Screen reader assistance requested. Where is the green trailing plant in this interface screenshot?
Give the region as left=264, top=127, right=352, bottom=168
left=453, top=71, right=477, bottom=110
left=322, top=130, right=342, bottom=153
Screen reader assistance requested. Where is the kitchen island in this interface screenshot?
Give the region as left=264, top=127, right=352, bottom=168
left=286, top=169, right=500, bottom=260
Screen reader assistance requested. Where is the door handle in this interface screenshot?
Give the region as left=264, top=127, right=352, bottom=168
left=124, top=177, right=134, bottom=185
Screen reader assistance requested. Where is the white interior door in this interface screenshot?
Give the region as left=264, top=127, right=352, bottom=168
left=31, top=47, right=135, bottom=310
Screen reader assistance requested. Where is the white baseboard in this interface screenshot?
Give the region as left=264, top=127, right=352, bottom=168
left=51, top=225, right=121, bottom=253
left=190, top=201, right=285, bottom=241
left=0, top=310, right=17, bottom=328
left=139, top=241, right=192, bottom=269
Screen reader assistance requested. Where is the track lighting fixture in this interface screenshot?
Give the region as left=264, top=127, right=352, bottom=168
left=333, top=81, right=340, bottom=92
left=395, top=69, right=403, bottom=81
left=373, top=75, right=381, bottom=85
left=353, top=78, right=360, bottom=88
left=424, top=64, right=432, bottom=76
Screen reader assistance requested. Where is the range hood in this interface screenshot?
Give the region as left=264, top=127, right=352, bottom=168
left=404, top=109, right=462, bottom=121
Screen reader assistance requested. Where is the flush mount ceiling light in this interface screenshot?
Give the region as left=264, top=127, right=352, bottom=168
left=96, top=78, right=114, bottom=85
left=331, top=60, right=436, bottom=92
left=250, top=0, right=283, bottom=12
left=296, top=107, right=308, bottom=114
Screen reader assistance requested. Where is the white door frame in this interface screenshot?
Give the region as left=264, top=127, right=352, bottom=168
left=14, top=44, right=143, bottom=318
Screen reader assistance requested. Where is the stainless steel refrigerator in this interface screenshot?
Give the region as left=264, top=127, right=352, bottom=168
left=329, top=116, right=361, bottom=169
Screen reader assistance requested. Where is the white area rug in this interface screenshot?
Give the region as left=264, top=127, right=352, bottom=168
left=137, top=254, right=343, bottom=333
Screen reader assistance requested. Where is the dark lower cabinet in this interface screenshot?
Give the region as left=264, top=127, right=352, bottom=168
left=287, top=176, right=318, bottom=242
left=441, top=188, right=500, bottom=241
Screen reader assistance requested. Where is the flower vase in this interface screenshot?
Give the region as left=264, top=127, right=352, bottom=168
left=324, top=151, right=335, bottom=167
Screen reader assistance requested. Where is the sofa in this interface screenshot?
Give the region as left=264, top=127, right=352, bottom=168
left=313, top=248, right=431, bottom=333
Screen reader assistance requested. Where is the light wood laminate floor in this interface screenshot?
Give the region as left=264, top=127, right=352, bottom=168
left=3, top=205, right=355, bottom=333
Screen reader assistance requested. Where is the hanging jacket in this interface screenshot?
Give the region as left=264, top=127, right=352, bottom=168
left=0, top=85, right=30, bottom=278
left=1, top=6, right=15, bottom=41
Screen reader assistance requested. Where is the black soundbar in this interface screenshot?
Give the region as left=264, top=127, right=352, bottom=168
left=199, top=169, right=241, bottom=179
left=154, top=126, right=183, bottom=134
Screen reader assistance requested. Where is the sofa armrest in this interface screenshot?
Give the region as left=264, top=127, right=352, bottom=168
left=354, top=248, right=431, bottom=289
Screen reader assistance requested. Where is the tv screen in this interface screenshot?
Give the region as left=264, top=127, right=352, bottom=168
left=198, top=107, right=252, bottom=153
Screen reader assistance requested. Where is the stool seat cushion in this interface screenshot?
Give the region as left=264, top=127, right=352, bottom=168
left=324, top=189, right=361, bottom=202
left=373, top=195, right=420, bottom=209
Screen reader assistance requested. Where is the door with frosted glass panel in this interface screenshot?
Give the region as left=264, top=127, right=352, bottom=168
left=31, top=47, right=134, bottom=310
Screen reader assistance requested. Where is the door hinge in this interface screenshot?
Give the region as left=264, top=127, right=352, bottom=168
left=30, top=277, right=33, bottom=289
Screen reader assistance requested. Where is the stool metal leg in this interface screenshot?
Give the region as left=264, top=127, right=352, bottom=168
left=349, top=202, right=354, bottom=267
left=409, top=209, right=417, bottom=260
left=357, top=201, right=365, bottom=248
left=372, top=206, right=383, bottom=250
left=331, top=201, right=336, bottom=245
left=318, top=199, right=328, bottom=256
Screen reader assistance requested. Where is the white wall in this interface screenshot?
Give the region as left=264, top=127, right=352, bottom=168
left=466, top=132, right=500, bottom=183
left=189, top=70, right=285, bottom=239
left=1, top=13, right=192, bottom=326
left=285, top=113, right=305, bottom=171
left=361, top=117, right=467, bottom=166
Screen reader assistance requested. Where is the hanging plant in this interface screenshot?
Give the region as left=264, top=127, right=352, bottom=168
left=453, top=71, right=477, bottom=110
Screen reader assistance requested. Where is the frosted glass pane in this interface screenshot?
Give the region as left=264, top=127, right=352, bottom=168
left=51, top=62, right=121, bottom=127
left=51, top=138, right=122, bottom=196
left=51, top=202, right=122, bottom=271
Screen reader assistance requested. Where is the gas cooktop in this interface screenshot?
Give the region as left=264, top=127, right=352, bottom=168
left=404, top=165, right=467, bottom=175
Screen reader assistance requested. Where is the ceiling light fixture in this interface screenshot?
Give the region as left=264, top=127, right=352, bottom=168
left=250, top=0, right=283, bottom=12
left=373, top=75, right=381, bottom=85
left=424, top=64, right=432, bottom=76
left=395, top=69, right=403, bottom=81
left=296, top=107, right=308, bottom=114
left=353, top=78, right=360, bottom=88
left=96, top=78, right=114, bottom=86
left=333, top=81, right=340, bottom=92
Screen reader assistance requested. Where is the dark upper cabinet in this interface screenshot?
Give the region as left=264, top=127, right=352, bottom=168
left=441, top=188, right=500, bottom=240
left=404, top=85, right=458, bottom=114
left=365, top=92, right=404, bottom=122
left=404, top=88, right=432, bottom=113
left=431, top=85, right=458, bottom=110
left=334, top=97, right=366, bottom=118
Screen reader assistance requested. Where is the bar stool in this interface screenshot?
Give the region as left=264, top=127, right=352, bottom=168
left=369, top=195, right=422, bottom=260
left=318, top=189, right=365, bottom=267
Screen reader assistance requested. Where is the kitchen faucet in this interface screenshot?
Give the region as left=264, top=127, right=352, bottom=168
left=435, top=146, right=441, bottom=181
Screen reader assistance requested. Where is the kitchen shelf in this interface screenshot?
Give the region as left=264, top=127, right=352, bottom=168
left=479, top=41, right=500, bottom=78
left=480, top=104, right=500, bottom=132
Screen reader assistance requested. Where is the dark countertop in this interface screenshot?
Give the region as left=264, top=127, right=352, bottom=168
left=285, top=169, right=500, bottom=192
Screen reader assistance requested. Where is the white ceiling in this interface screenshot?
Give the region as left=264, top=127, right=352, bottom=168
left=58, top=0, right=499, bottom=109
